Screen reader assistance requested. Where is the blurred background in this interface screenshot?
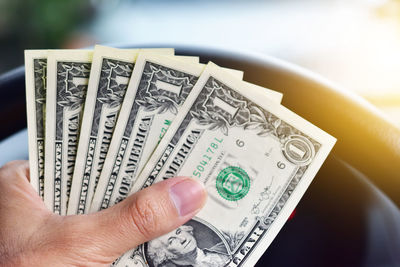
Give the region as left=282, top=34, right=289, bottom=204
left=1, top=0, right=400, bottom=126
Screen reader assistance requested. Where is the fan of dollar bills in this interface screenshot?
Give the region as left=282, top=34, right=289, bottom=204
left=25, top=45, right=335, bottom=266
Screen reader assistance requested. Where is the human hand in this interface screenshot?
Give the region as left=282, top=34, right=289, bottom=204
left=0, top=160, right=207, bottom=266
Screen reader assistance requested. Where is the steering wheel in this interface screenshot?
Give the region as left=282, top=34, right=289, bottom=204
left=0, top=45, right=399, bottom=266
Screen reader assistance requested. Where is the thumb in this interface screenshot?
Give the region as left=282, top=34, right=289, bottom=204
left=66, top=177, right=207, bottom=263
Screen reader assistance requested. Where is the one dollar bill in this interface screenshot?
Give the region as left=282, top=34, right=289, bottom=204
left=117, top=62, right=335, bottom=267
left=44, top=50, right=93, bottom=215
left=91, top=54, right=282, bottom=213
left=67, top=46, right=174, bottom=214
left=25, top=50, right=48, bottom=199
left=90, top=53, right=204, bottom=212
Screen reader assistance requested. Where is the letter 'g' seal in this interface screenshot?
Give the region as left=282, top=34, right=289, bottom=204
left=216, top=166, right=250, bottom=201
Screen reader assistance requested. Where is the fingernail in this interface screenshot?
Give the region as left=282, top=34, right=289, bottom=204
left=169, top=178, right=206, bottom=217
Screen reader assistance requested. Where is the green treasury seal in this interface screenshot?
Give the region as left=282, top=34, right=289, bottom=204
left=216, top=166, right=250, bottom=201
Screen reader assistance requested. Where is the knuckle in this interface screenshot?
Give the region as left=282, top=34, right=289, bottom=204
left=0, top=160, right=28, bottom=175
left=0, top=161, right=26, bottom=185
left=127, top=196, right=162, bottom=240
left=1, top=160, right=26, bottom=168
left=0, top=161, right=19, bottom=172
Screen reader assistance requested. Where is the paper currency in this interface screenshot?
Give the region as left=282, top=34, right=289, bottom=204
left=25, top=50, right=48, bottom=199
left=67, top=46, right=174, bottom=215
left=242, top=81, right=283, bottom=103
left=91, top=55, right=282, bottom=213
left=167, top=55, right=199, bottom=64
left=117, top=63, right=335, bottom=266
left=43, top=50, right=93, bottom=215
left=24, top=46, right=336, bottom=266
left=90, top=53, right=204, bottom=212
left=207, top=65, right=243, bottom=80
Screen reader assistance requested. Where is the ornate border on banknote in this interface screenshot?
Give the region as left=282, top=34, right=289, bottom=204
left=32, top=58, right=47, bottom=198
left=137, top=76, right=322, bottom=266
left=55, top=61, right=91, bottom=210
left=98, top=60, right=199, bottom=208
left=71, top=58, right=134, bottom=214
